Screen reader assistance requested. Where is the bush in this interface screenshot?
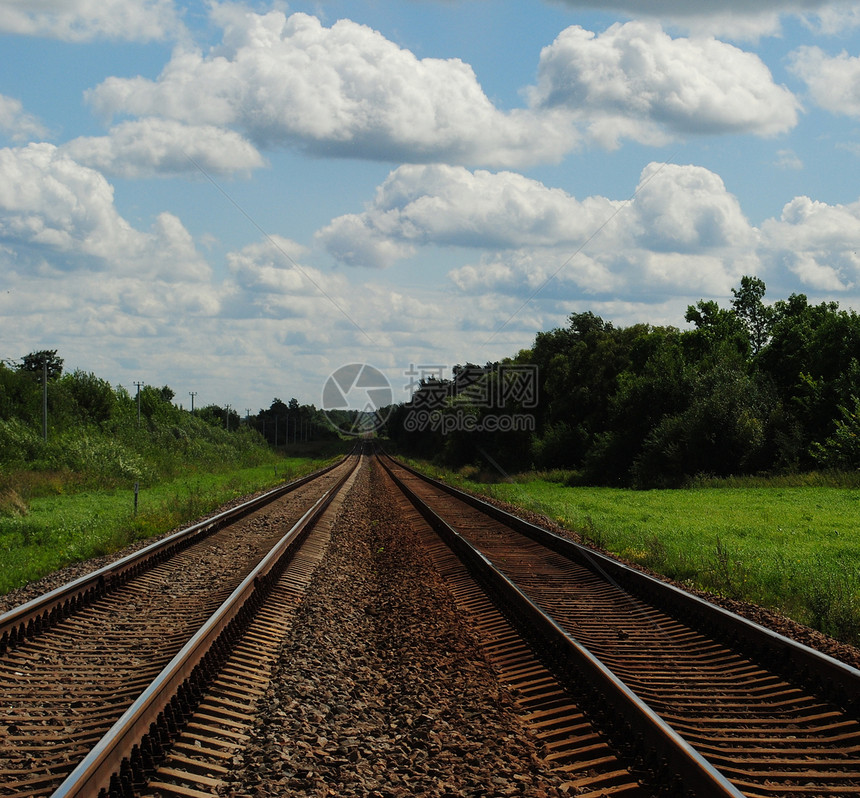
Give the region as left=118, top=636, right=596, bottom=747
left=58, top=432, right=150, bottom=482
left=810, top=395, right=860, bottom=469
left=531, top=423, right=587, bottom=469
left=0, top=418, right=48, bottom=465
left=631, top=365, right=772, bottom=487
left=61, top=370, right=116, bottom=424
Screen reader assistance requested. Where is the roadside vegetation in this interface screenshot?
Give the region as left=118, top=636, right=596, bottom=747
left=0, top=351, right=352, bottom=594
left=384, top=277, right=860, bottom=645
left=405, top=460, right=860, bottom=644
left=385, top=277, right=860, bottom=486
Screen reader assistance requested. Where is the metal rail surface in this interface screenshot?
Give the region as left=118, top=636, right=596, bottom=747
left=0, top=453, right=350, bottom=653
left=383, top=453, right=860, bottom=700
left=0, top=451, right=357, bottom=797
left=379, top=452, right=860, bottom=797
left=51, top=452, right=360, bottom=798
left=379, top=454, right=741, bottom=797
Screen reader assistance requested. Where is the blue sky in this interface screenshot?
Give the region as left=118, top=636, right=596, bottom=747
left=2, top=1, right=860, bottom=412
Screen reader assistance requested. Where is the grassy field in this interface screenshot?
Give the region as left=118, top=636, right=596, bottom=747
left=0, top=442, right=350, bottom=595
left=416, top=464, right=860, bottom=645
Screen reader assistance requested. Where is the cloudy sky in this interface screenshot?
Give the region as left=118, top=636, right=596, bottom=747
left=2, top=0, right=860, bottom=412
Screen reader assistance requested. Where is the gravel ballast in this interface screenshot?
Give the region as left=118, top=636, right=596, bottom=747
left=4, top=455, right=858, bottom=796
left=219, top=459, right=568, bottom=797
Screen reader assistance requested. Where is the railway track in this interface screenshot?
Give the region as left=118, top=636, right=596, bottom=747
left=379, top=453, right=860, bottom=797
left=4, top=448, right=859, bottom=796
left=0, top=451, right=359, bottom=797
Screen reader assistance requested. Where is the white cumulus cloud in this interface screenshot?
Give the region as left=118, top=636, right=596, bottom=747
left=789, top=46, right=860, bottom=117
left=447, top=162, right=759, bottom=300
left=316, top=164, right=620, bottom=268
left=529, top=22, right=799, bottom=148
left=85, top=8, right=576, bottom=168
left=0, top=142, right=145, bottom=263
left=552, top=0, right=828, bottom=11
left=318, top=161, right=757, bottom=291
left=315, top=156, right=860, bottom=309
left=806, top=3, right=860, bottom=34
left=0, top=0, right=181, bottom=42
left=761, top=196, right=860, bottom=290
left=550, top=1, right=837, bottom=39
left=62, top=118, right=265, bottom=178
left=0, top=142, right=210, bottom=284
left=632, top=162, right=757, bottom=253
left=0, top=94, right=50, bottom=142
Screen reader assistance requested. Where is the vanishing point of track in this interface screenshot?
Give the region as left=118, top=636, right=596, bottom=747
left=2, top=450, right=859, bottom=797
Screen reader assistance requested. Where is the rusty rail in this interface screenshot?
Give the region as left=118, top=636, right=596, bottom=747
left=382, top=452, right=860, bottom=709
left=51, top=452, right=359, bottom=798
left=379, top=454, right=743, bottom=798
left=0, top=454, right=350, bottom=654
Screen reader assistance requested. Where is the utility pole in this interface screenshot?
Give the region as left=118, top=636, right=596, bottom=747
left=134, top=381, right=143, bottom=427
left=189, top=391, right=196, bottom=414
left=246, top=408, right=251, bottom=426
left=225, top=404, right=230, bottom=431
left=42, top=357, right=47, bottom=441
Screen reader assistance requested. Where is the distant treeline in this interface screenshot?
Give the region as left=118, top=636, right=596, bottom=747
left=0, top=351, right=344, bottom=484
left=384, top=277, right=860, bottom=487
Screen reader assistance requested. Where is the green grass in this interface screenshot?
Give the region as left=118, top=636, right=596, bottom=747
left=0, top=448, right=347, bottom=596
left=414, top=462, right=860, bottom=645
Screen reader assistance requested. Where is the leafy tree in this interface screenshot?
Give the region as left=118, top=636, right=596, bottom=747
left=531, top=421, right=582, bottom=469
left=19, top=350, right=64, bottom=380
left=632, top=363, right=773, bottom=486
left=759, top=295, right=860, bottom=462
left=529, top=312, right=635, bottom=468
left=61, top=370, right=116, bottom=424
left=198, top=404, right=240, bottom=430
left=731, top=275, right=774, bottom=355
left=256, top=397, right=335, bottom=444
left=683, top=299, right=749, bottom=363
left=810, top=396, right=860, bottom=469
left=263, top=398, right=289, bottom=445
left=0, top=362, right=40, bottom=423
left=585, top=326, right=691, bottom=483
left=386, top=276, right=860, bottom=483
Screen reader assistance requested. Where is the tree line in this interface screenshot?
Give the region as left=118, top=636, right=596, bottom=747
left=384, top=278, right=860, bottom=486
left=0, top=351, right=339, bottom=440
left=0, top=351, right=347, bottom=484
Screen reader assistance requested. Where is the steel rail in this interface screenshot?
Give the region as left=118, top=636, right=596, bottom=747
left=0, top=452, right=352, bottom=654
left=382, top=452, right=860, bottom=709
left=50, top=452, right=360, bottom=798
left=379, top=455, right=743, bottom=798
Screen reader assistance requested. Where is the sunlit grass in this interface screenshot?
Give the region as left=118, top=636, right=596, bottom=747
left=0, top=451, right=346, bottom=596
left=412, top=461, right=860, bottom=645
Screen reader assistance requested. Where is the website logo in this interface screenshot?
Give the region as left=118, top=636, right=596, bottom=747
left=321, top=363, right=392, bottom=436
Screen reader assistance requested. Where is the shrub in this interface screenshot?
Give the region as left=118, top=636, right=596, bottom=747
left=810, top=395, right=860, bottom=469
left=0, top=418, right=48, bottom=464
left=61, top=370, right=116, bottom=424
left=58, top=432, right=150, bottom=483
